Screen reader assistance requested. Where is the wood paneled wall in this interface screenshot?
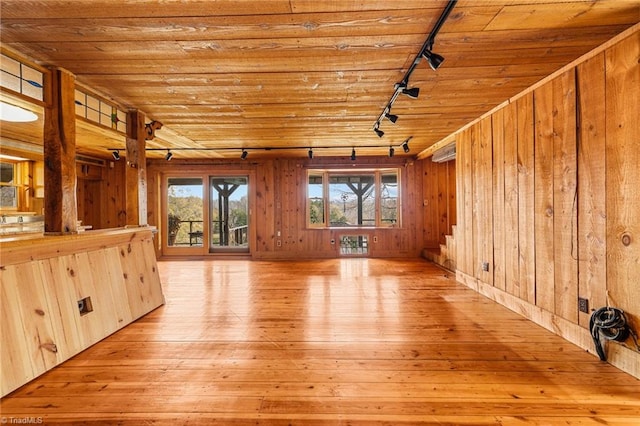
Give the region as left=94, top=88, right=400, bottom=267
left=454, top=30, right=639, bottom=377
left=147, top=156, right=447, bottom=259
left=422, top=159, right=456, bottom=249
left=76, top=159, right=127, bottom=230
left=0, top=228, right=165, bottom=396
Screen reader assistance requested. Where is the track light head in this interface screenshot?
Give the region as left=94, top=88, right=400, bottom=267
left=374, top=125, right=384, bottom=138
left=112, top=150, right=120, bottom=160
left=422, top=49, right=445, bottom=70
left=351, top=148, right=356, bottom=161
left=402, top=141, right=410, bottom=153
left=308, top=148, right=313, bottom=159
left=385, top=112, right=398, bottom=124
left=240, top=149, right=248, bottom=160
left=401, top=86, right=420, bottom=99
left=389, top=147, right=395, bottom=158
left=165, top=150, right=173, bottom=161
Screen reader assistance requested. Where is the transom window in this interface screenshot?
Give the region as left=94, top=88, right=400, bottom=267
left=307, top=169, right=400, bottom=228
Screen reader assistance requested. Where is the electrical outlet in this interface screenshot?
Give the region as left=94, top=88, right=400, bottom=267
left=481, top=262, right=490, bottom=272
left=578, top=297, right=589, bottom=313
left=276, top=240, right=281, bottom=247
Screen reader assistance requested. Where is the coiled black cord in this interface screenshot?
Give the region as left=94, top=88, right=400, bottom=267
left=590, top=307, right=635, bottom=361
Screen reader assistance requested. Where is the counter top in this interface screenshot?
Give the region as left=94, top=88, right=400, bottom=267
left=0, top=226, right=157, bottom=267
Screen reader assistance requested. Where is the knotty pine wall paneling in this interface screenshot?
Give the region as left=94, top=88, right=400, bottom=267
left=101, top=158, right=127, bottom=229
left=422, top=158, right=456, bottom=250
left=73, top=158, right=126, bottom=231
left=422, top=160, right=437, bottom=246
left=457, top=127, right=474, bottom=276
left=255, top=160, right=276, bottom=253
left=473, top=117, right=494, bottom=286
left=533, top=79, right=556, bottom=312
left=552, top=70, right=578, bottom=324
left=492, top=108, right=506, bottom=292
left=148, top=157, right=429, bottom=259
left=447, top=160, right=456, bottom=241
left=503, top=101, right=520, bottom=297
left=516, top=93, right=536, bottom=305
left=402, top=158, right=422, bottom=256
left=454, top=29, right=639, bottom=377
left=604, top=32, right=639, bottom=348
left=576, top=53, right=607, bottom=329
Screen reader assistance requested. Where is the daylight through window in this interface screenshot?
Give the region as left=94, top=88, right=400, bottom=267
left=307, top=169, right=399, bottom=228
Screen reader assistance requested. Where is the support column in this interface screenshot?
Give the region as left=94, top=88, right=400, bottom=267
left=125, top=110, right=148, bottom=226
left=43, top=68, right=78, bottom=234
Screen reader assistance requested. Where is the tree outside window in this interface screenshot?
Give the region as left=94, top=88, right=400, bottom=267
left=307, top=169, right=400, bottom=228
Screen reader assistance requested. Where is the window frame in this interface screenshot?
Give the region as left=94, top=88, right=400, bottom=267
left=306, top=168, right=401, bottom=229
left=0, top=161, right=20, bottom=210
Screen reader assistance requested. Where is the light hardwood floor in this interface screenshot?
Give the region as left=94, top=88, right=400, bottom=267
left=2, top=258, right=639, bottom=424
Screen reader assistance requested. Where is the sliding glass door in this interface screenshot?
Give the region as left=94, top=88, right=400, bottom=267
left=166, top=177, right=204, bottom=248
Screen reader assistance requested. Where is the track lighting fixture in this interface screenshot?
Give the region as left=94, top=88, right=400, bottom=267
left=112, top=150, right=120, bottom=160
left=308, top=148, right=314, bottom=159
left=240, top=149, right=248, bottom=160
left=165, top=150, right=173, bottom=161
left=385, top=111, right=398, bottom=124
left=374, top=125, right=384, bottom=138
left=402, top=140, right=410, bottom=153
left=400, top=85, right=420, bottom=99
left=422, top=49, right=444, bottom=70
left=389, top=146, right=395, bottom=158
left=372, top=1, right=457, bottom=131
left=351, top=148, right=356, bottom=161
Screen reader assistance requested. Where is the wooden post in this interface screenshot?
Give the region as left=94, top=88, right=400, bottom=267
left=125, top=110, right=148, bottom=226
left=43, top=68, right=78, bottom=234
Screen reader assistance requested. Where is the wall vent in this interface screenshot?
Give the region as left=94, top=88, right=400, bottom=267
left=432, top=143, right=456, bottom=163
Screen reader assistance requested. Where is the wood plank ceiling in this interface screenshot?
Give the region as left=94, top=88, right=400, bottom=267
left=1, top=0, right=638, bottom=159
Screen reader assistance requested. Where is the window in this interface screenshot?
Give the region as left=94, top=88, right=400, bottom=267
left=0, top=162, right=18, bottom=209
left=75, top=89, right=127, bottom=133
left=0, top=53, right=44, bottom=101
left=307, top=169, right=400, bottom=228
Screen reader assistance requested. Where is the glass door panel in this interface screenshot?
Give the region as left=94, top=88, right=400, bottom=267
left=210, top=176, right=249, bottom=253
left=167, top=177, right=203, bottom=247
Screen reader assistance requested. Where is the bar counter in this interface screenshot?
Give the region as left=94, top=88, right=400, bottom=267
left=0, top=226, right=165, bottom=396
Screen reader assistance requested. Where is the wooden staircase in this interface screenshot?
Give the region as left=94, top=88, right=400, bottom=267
left=422, top=225, right=457, bottom=272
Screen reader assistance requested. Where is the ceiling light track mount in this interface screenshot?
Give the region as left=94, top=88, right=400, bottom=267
left=372, top=0, right=457, bottom=137
left=107, top=140, right=415, bottom=160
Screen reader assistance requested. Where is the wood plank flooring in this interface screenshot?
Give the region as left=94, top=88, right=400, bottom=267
left=2, top=258, right=639, bottom=424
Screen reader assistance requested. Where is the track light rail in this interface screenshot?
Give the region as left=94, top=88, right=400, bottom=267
left=372, top=0, right=458, bottom=136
